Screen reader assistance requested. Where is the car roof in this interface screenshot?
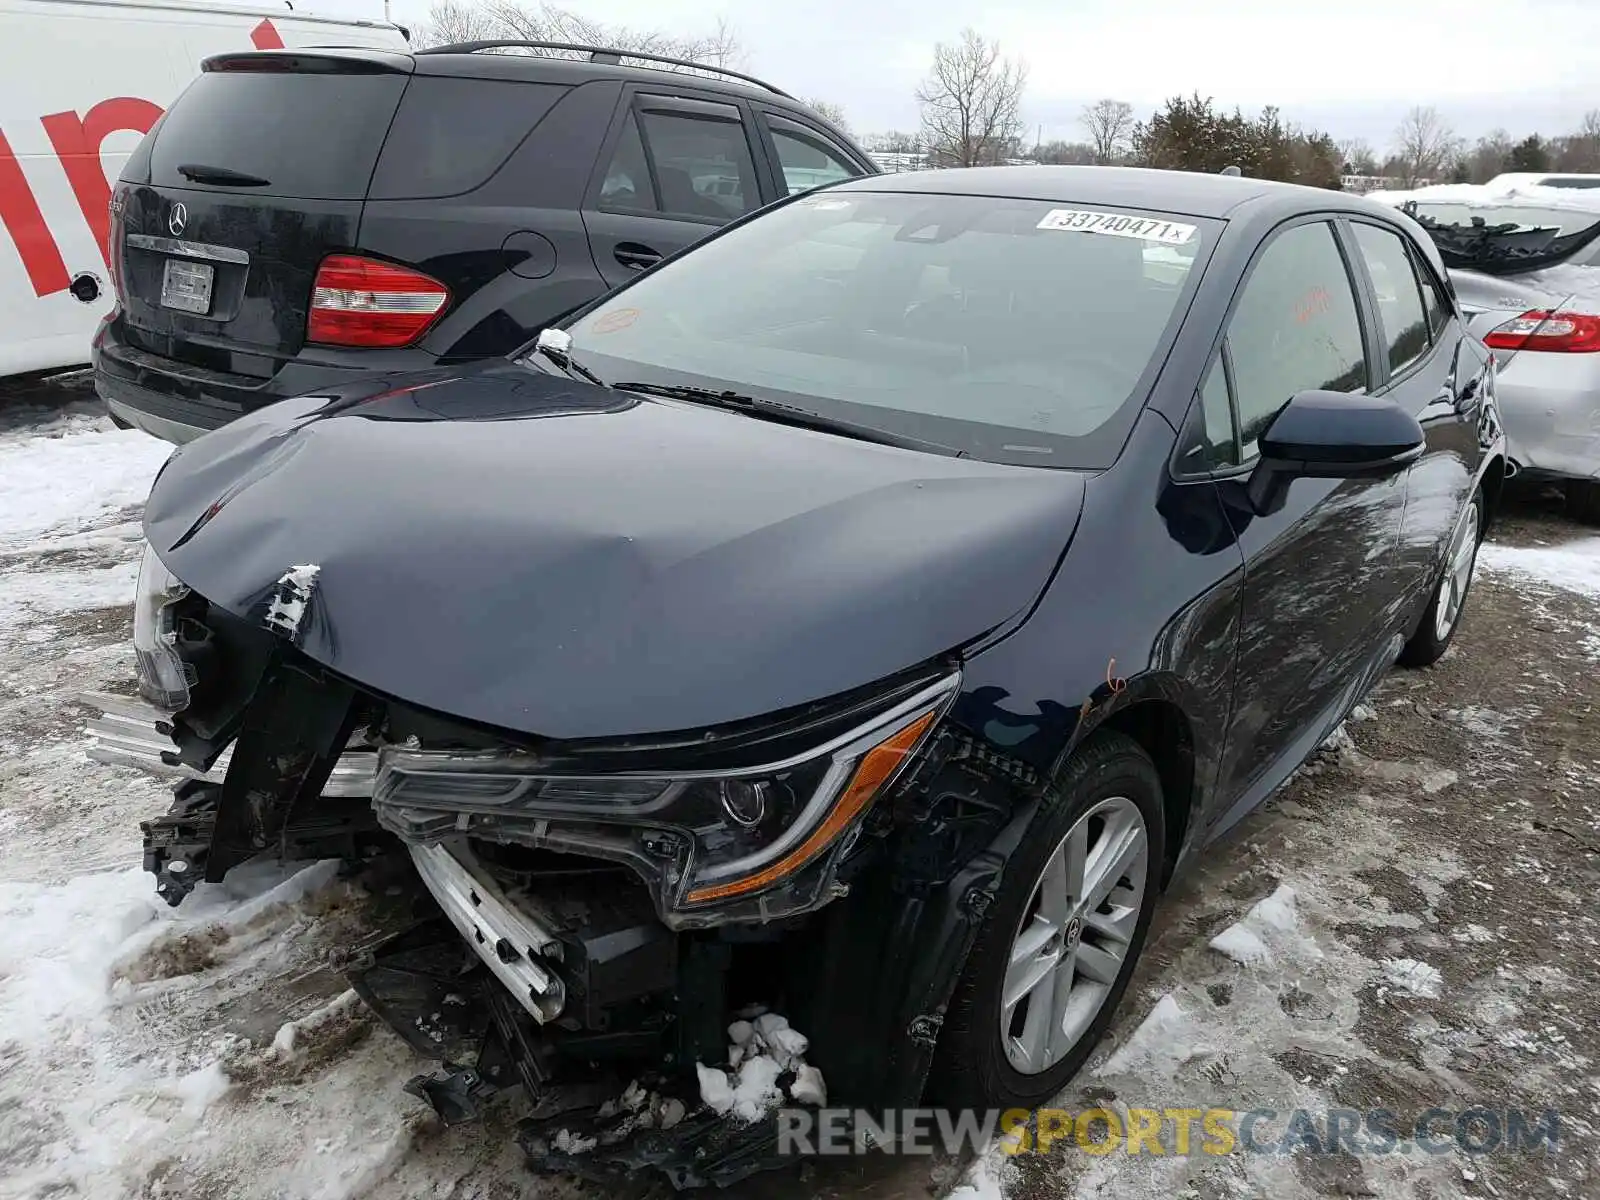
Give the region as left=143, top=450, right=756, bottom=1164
left=834, top=165, right=1407, bottom=222
left=410, top=45, right=792, bottom=107
left=215, top=45, right=837, bottom=126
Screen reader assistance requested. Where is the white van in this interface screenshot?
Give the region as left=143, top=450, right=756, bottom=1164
left=0, top=0, right=407, bottom=378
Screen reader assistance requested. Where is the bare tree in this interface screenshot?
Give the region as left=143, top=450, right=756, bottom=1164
left=915, top=29, right=1026, bottom=168
left=1466, top=128, right=1513, bottom=184
left=420, top=0, right=499, bottom=45
left=1561, top=108, right=1600, bottom=171
left=867, top=130, right=925, bottom=154
left=1392, top=106, right=1459, bottom=188
left=805, top=99, right=851, bottom=134
left=1080, top=99, right=1133, bottom=164
left=1033, top=139, right=1096, bottom=165
left=418, top=1, right=740, bottom=68
left=1337, top=137, right=1377, bottom=175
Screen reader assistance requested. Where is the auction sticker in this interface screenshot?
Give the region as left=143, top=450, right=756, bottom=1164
left=1036, top=209, right=1196, bottom=244
left=590, top=307, right=641, bottom=334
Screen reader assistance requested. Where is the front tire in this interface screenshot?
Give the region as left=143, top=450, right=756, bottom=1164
left=927, top=730, right=1164, bottom=1110
left=1398, top=489, right=1482, bottom=668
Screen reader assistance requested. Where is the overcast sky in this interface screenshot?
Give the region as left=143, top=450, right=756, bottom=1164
left=310, top=0, right=1600, bottom=151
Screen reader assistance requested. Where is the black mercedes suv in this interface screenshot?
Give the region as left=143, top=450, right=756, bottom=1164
left=93, top=41, right=875, bottom=442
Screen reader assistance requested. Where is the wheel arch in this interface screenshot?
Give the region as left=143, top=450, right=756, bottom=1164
left=1085, top=693, right=1199, bottom=889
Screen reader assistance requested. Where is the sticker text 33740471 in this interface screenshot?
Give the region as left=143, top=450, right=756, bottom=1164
left=1036, top=209, right=1197, bottom=245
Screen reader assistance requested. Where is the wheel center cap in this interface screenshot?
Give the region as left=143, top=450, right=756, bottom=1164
left=1065, top=915, right=1083, bottom=947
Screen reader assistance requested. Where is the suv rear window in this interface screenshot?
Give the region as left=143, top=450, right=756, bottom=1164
left=369, top=78, right=570, bottom=200
left=150, top=69, right=406, bottom=200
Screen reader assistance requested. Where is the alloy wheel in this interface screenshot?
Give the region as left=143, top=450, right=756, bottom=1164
left=1000, top=795, right=1150, bottom=1075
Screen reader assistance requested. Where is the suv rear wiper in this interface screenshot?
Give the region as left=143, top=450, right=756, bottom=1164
left=611, top=381, right=963, bottom=457
left=176, top=163, right=271, bottom=187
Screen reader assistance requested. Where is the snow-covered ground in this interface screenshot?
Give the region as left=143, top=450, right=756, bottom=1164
left=3, top=387, right=1597, bottom=1200
left=0, top=400, right=533, bottom=1200
left=1478, top=535, right=1600, bottom=599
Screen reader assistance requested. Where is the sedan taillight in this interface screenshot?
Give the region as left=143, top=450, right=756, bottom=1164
left=1482, top=309, right=1600, bottom=353
left=307, top=254, right=449, bottom=349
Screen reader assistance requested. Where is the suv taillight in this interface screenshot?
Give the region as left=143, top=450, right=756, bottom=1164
left=1482, top=309, right=1600, bottom=353
left=307, top=255, right=449, bottom=348
left=107, top=186, right=127, bottom=308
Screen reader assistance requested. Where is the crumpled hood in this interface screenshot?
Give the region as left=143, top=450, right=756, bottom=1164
left=145, top=364, right=1086, bottom=740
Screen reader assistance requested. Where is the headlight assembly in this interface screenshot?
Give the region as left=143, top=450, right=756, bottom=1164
left=373, top=673, right=959, bottom=928
left=132, top=541, right=194, bottom=711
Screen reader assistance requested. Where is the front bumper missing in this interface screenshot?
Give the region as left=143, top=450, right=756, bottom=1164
left=410, top=840, right=566, bottom=1023
left=80, top=690, right=377, bottom=797
left=85, top=673, right=1017, bottom=1192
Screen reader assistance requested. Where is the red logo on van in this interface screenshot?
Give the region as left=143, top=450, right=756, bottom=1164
left=0, top=19, right=284, bottom=298
left=251, top=19, right=285, bottom=50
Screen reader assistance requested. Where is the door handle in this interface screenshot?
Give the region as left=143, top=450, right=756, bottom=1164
left=614, top=243, right=662, bottom=271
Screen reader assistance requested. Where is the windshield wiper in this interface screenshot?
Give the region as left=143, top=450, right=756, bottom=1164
left=176, top=163, right=271, bottom=187
left=611, top=381, right=964, bottom=457
left=528, top=328, right=606, bottom=387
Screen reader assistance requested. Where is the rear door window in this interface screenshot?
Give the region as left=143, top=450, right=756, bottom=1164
left=1225, top=221, right=1368, bottom=459
left=150, top=68, right=406, bottom=200
left=369, top=78, right=569, bottom=199
left=637, top=102, right=759, bottom=222
left=764, top=117, right=861, bottom=194
left=1351, top=223, right=1431, bottom=375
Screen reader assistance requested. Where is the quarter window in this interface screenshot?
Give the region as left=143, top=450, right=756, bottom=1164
left=598, top=113, right=655, bottom=212
left=1352, top=223, right=1430, bottom=374
left=1226, top=222, right=1368, bottom=460
left=767, top=122, right=858, bottom=194
left=1191, top=358, right=1239, bottom=471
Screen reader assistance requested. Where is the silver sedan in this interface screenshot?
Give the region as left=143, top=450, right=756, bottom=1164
left=1373, top=187, right=1600, bottom=523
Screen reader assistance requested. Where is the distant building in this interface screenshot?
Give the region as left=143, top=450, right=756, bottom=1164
left=1341, top=174, right=1429, bottom=194
left=872, top=150, right=931, bottom=173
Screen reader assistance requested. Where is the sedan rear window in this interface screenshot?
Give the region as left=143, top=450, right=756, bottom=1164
left=562, top=191, right=1215, bottom=468
left=150, top=69, right=406, bottom=200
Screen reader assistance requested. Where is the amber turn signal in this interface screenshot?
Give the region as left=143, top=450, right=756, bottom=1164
left=683, top=710, right=937, bottom=904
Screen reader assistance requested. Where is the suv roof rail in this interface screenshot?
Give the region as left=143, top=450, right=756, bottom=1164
left=416, top=40, right=793, bottom=98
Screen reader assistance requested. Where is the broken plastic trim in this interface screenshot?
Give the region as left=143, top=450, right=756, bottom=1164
left=80, top=689, right=377, bottom=795
left=1406, top=201, right=1600, bottom=276
left=132, top=541, right=194, bottom=710
left=373, top=673, right=961, bottom=928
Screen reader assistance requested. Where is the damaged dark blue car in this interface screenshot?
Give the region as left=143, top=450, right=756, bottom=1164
left=90, top=166, right=1506, bottom=1186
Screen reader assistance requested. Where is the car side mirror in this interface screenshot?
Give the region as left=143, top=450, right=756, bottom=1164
left=1246, top=390, right=1425, bottom=516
